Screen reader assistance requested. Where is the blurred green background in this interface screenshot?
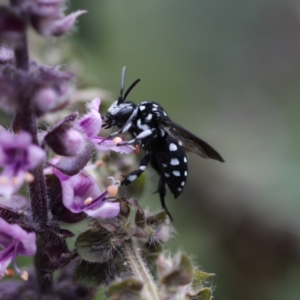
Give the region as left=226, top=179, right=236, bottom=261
left=68, top=1, right=300, bottom=299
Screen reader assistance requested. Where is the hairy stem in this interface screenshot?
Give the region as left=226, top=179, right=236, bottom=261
left=13, top=35, right=48, bottom=227
left=10, top=0, right=52, bottom=293
left=123, top=239, right=160, bottom=300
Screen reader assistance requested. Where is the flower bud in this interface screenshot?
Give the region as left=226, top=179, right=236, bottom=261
left=45, top=123, right=86, bottom=156
left=34, top=87, right=58, bottom=113
left=0, top=47, right=14, bottom=64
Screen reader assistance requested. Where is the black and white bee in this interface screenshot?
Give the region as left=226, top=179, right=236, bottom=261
left=102, top=67, right=224, bottom=221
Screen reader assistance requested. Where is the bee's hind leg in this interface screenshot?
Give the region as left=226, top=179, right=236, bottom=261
left=158, top=177, right=173, bottom=222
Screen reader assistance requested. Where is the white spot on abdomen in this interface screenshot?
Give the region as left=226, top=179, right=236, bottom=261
left=169, top=143, right=177, bottom=151
left=139, top=165, right=146, bottom=171
left=170, top=158, right=179, bottom=165
left=183, top=157, right=187, bottom=163
left=173, top=171, right=180, bottom=177
left=184, top=171, right=188, bottom=176
left=139, top=105, right=146, bottom=111
left=146, top=113, right=152, bottom=121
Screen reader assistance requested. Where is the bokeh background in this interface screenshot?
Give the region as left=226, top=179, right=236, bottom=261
left=37, top=1, right=300, bottom=299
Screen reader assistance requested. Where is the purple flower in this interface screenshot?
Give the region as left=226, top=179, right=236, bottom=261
left=0, top=217, right=36, bottom=279
left=53, top=168, right=120, bottom=219
left=46, top=98, right=134, bottom=175
left=0, top=60, right=74, bottom=115
left=79, top=98, right=134, bottom=154
left=0, top=195, right=28, bottom=211
left=27, top=0, right=87, bottom=37
left=64, top=97, right=134, bottom=155
left=0, top=130, right=45, bottom=198
left=76, top=97, right=103, bottom=140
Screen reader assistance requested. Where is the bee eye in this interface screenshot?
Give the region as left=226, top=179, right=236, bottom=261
left=103, top=113, right=111, bottom=121
left=114, top=106, right=134, bottom=125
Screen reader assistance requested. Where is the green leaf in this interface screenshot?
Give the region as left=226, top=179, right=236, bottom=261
left=106, top=277, right=143, bottom=300
left=192, top=268, right=215, bottom=289
left=135, top=208, right=146, bottom=228
left=196, top=288, right=212, bottom=300
left=118, top=198, right=131, bottom=219
left=146, top=211, right=168, bottom=226
left=161, top=253, right=194, bottom=287
left=75, top=260, right=110, bottom=287
left=75, top=228, right=119, bottom=263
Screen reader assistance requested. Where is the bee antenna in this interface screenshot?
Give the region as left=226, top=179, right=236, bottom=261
left=118, top=66, right=127, bottom=104
left=124, top=78, right=141, bottom=100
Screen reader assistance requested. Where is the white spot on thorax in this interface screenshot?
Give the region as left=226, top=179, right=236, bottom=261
left=181, top=181, right=185, bottom=186
left=165, top=173, right=170, bottom=177
left=146, top=114, right=152, bottom=121
left=139, top=165, right=146, bottom=171
left=178, top=141, right=183, bottom=146
left=162, top=163, right=167, bottom=168
left=173, top=170, right=180, bottom=176
left=183, top=157, right=187, bottom=163
left=139, top=105, right=146, bottom=111
left=136, top=129, right=152, bottom=139
left=170, top=158, right=179, bottom=166
left=169, top=143, right=177, bottom=151
left=152, top=104, right=158, bottom=108
left=137, top=119, right=149, bottom=131
left=178, top=187, right=182, bottom=192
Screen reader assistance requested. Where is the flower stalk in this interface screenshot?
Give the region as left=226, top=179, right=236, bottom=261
left=123, top=239, right=160, bottom=300
left=8, top=0, right=51, bottom=293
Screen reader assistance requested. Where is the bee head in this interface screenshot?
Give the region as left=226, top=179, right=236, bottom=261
left=103, top=67, right=140, bottom=129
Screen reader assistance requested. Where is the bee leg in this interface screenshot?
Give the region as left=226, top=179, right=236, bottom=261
left=99, top=122, right=133, bottom=144
left=117, top=129, right=156, bottom=146
left=121, top=154, right=150, bottom=185
left=158, top=177, right=173, bottom=222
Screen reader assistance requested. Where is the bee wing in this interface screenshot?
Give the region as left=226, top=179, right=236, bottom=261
left=157, top=116, right=224, bottom=162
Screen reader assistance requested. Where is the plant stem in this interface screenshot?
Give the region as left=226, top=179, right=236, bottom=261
left=10, top=0, right=52, bottom=293
left=13, top=34, right=48, bottom=227
left=123, top=239, right=160, bottom=300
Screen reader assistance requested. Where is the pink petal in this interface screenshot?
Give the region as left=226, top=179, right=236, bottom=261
left=77, top=98, right=102, bottom=139
left=50, top=10, right=87, bottom=36
left=85, top=201, right=120, bottom=218
left=27, top=144, right=45, bottom=169
left=50, top=143, right=93, bottom=176
left=0, top=170, right=25, bottom=199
